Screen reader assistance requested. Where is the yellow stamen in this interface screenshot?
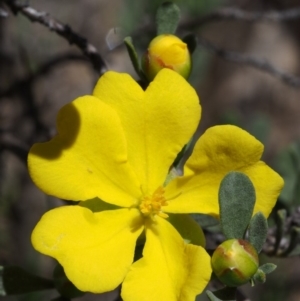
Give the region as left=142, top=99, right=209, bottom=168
left=139, top=186, right=169, bottom=219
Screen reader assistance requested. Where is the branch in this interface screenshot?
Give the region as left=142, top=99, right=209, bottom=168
left=263, top=207, right=300, bottom=256
left=3, top=0, right=107, bottom=75
left=197, top=36, right=300, bottom=88
left=0, top=6, right=8, bottom=17
left=0, top=53, right=88, bottom=99
left=181, top=6, right=300, bottom=29
left=0, top=53, right=87, bottom=139
left=0, top=135, right=29, bottom=163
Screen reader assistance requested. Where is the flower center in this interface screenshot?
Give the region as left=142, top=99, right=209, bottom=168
left=139, top=186, right=168, bottom=219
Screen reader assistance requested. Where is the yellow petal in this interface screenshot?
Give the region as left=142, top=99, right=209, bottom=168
left=28, top=96, right=141, bottom=207
left=165, top=125, right=284, bottom=217
left=121, top=218, right=211, bottom=301
left=31, top=206, right=143, bottom=293
left=93, top=69, right=200, bottom=195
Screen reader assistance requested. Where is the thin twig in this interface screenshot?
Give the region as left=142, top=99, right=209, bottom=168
left=197, top=36, right=300, bottom=88
left=181, top=6, right=300, bottom=29
left=3, top=0, right=107, bottom=74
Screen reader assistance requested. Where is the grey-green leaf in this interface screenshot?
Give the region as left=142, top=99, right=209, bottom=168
left=273, top=209, right=287, bottom=255
left=248, top=211, right=268, bottom=253
left=252, top=269, right=266, bottom=284
left=156, top=2, right=180, bottom=35
left=124, top=36, right=143, bottom=78
left=283, top=226, right=300, bottom=256
left=0, top=266, right=54, bottom=296
left=219, top=171, right=256, bottom=239
left=259, top=263, right=277, bottom=274
left=252, top=263, right=277, bottom=284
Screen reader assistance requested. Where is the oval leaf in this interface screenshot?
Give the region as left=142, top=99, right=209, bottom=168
left=219, top=171, right=256, bottom=239
left=259, top=263, right=277, bottom=274
left=248, top=211, right=268, bottom=253
left=156, top=2, right=180, bottom=35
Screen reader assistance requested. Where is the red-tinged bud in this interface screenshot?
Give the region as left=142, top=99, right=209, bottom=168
left=211, top=239, right=259, bottom=287
left=141, top=34, right=191, bottom=81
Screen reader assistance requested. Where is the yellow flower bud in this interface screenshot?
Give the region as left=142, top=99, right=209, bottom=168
left=142, top=34, right=191, bottom=81
left=211, top=239, right=259, bottom=287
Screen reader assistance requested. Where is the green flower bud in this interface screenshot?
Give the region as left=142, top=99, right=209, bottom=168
left=211, top=239, right=259, bottom=287
left=141, top=34, right=191, bottom=81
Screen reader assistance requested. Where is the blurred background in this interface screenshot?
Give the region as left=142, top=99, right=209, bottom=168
left=1, top=0, right=300, bottom=300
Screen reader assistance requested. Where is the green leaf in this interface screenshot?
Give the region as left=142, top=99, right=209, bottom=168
left=168, top=214, right=205, bottom=246
left=53, top=264, right=84, bottom=299
left=252, top=263, right=276, bottom=284
left=182, top=34, right=198, bottom=54
left=219, top=172, right=256, bottom=239
left=206, top=287, right=236, bottom=301
left=248, top=212, right=268, bottom=253
left=274, top=141, right=300, bottom=205
left=0, top=266, right=54, bottom=296
left=281, top=226, right=300, bottom=256
left=156, top=2, right=180, bottom=35
left=191, top=213, right=219, bottom=228
left=259, top=263, right=277, bottom=274
left=173, top=135, right=196, bottom=174
left=124, top=36, right=145, bottom=80
left=252, top=269, right=266, bottom=284
left=273, top=209, right=287, bottom=255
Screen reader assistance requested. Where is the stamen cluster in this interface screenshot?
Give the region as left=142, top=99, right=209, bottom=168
left=139, top=186, right=168, bottom=219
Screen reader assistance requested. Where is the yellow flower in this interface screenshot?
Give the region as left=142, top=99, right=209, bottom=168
left=28, top=69, right=283, bottom=301
left=142, top=34, right=191, bottom=81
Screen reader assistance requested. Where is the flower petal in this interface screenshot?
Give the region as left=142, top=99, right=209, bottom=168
left=31, top=206, right=143, bottom=293
left=28, top=96, right=141, bottom=207
left=165, top=125, right=284, bottom=217
left=93, top=70, right=200, bottom=195
left=121, top=218, right=211, bottom=301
